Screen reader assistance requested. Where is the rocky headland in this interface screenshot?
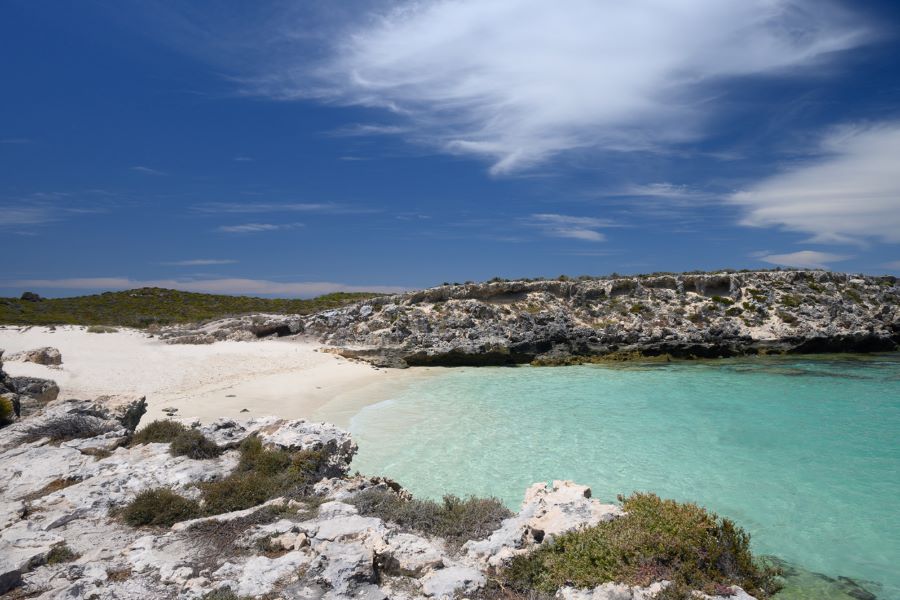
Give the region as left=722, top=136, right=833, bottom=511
left=160, top=270, right=900, bottom=367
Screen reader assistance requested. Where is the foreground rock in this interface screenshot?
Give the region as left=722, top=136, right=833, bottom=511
left=0, top=396, right=761, bottom=600
left=159, top=270, right=900, bottom=366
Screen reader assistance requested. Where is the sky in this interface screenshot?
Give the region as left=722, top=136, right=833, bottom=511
left=2, top=0, right=900, bottom=298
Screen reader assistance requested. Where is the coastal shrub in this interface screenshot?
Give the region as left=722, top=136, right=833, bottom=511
left=777, top=312, right=798, bottom=324
left=123, top=488, right=201, bottom=527
left=779, top=295, right=801, bottom=308
left=20, top=414, right=115, bottom=443
left=86, top=325, right=119, bottom=333
left=502, top=493, right=780, bottom=598
left=170, top=429, right=221, bottom=460
left=0, top=396, right=14, bottom=426
left=350, top=488, right=511, bottom=547
left=46, top=543, right=78, bottom=565
left=725, top=307, right=742, bottom=317
left=131, top=419, right=188, bottom=444
left=844, top=289, right=862, bottom=304
left=710, top=296, right=734, bottom=306
left=199, top=436, right=332, bottom=514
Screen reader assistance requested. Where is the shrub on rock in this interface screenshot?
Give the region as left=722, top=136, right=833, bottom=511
left=502, top=492, right=781, bottom=598
left=0, top=396, right=14, bottom=427
left=169, top=429, right=221, bottom=460
left=123, top=488, right=201, bottom=527
left=131, top=419, right=188, bottom=444
left=350, top=488, right=511, bottom=547
left=20, top=414, right=115, bottom=443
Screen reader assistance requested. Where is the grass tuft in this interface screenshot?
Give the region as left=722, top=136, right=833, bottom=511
left=170, top=429, right=221, bottom=460
left=46, top=543, right=78, bottom=565
left=131, top=419, right=188, bottom=444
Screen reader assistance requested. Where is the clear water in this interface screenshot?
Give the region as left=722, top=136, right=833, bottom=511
left=346, top=355, right=900, bottom=599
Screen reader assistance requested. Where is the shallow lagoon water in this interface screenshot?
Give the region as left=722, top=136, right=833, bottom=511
left=346, top=354, right=900, bottom=599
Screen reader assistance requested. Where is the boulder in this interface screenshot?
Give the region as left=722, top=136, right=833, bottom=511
left=7, top=347, right=62, bottom=366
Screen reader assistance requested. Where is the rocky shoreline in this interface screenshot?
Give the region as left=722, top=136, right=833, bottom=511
left=160, top=270, right=900, bottom=368
left=1, top=383, right=758, bottom=599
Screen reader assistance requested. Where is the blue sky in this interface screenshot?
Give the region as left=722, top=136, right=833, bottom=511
left=2, top=0, right=900, bottom=297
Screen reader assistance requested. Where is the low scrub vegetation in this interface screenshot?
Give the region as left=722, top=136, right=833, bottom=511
left=349, top=488, right=511, bottom=547
left=500, top=493, right=780, bottom=598
left=45, top=543, right=79, bottom=565
left=0, top=287, right=379, bottom=328
left=20, top=414, right=115, bottom=443
left=123, top=488, right=202, bottom=527
left=132, top=420, right=221, bottom=459
left=170, top=429, right=222, bottom=460
left=0, top=396, right=14, bottom=427
left=121, top=435, right=334, bottom=526
left=131, top=419, right=189, bottom=444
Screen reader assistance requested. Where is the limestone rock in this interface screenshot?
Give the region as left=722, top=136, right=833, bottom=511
left=557, top=581, right=668, bottom=600
left=421, top=565, right=485, bottom=598
left=465, top=480, right=622, bottom=567
left=7, top=347, right=62, bottom=366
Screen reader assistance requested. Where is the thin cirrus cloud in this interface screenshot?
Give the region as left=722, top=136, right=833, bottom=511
left=216, top=223, right=303, bottom=234
left=758, top=250, right=851, bottom=270
left=130, top=166, right=166, bottom=175
left=195, top=202, right=375, bottom=215
left=8, top=277, right=407, bottom=297
left=255, top=0, right=867, bottom=174
left=731, top=122, right=900, bottom=245
left=159, top=259, right=238, bottom=266
left=528, top=214, right=615, bottom=242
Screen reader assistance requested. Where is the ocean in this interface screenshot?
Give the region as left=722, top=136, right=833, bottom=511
left=339, top=354, right=900, bottom=599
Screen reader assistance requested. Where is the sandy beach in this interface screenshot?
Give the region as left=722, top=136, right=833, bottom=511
left=0, top=325, right=423, bottom=427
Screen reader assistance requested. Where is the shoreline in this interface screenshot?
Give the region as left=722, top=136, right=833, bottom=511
left=0, top=325, right=430, bottom=426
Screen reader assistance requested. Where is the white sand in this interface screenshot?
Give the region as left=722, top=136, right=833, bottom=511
left=0, top=326, right=423, bottom=426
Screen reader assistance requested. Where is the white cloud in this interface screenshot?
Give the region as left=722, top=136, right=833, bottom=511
left=260, top=0, right=865, bottom=174
left=8, top=277, right=406, bottom=297
left=758, top=250, right=851, bottom=269
left=732, top=122, right=900, bottom=244
left=528, top=213, right=614, bottom=242
left=0, top=206, right=57, bottom=226
left=196, top=202, right=373, bottom=215
left=216, top=222, right=303, bottom=233
left=130, top=166, right=166, bottom=175
left=159, top=259, right=238, bottom=266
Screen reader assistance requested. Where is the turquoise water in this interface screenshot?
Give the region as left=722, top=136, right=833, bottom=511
left=347, top=355, right=900, bottom=599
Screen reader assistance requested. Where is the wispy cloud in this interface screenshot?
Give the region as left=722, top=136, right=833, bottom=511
left=195, top=202, right=375, bottom=215
left=216, top=222, right=303, bottom=234
left=328, top=124, right=411, bottom=137
left=252, top=0, right=866, bottom=174
left=159, top=259, right=238, bottom=266
left=130, top=166, right=166, bottom=175
left=757, top=250, right=851, bottom=269
left=528, top=213, right=614, bottom=242
left=7, top=277, right=406, bottom=297
left=732, top=122, right=900, bottom=245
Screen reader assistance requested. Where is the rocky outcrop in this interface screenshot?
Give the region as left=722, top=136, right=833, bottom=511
left=6, top=347, right=63, bottom=366
left=0, top=352, right=61, bottom=421
left=160, top=270, right=900, bottom=367
left=0, top=397, right=760, bottom=600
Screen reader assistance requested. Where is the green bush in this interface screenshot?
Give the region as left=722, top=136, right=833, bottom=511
left=201, top=472, right=281, bottom=514
left=710, top=296, right=734, bottom=306
left=46, top=543, right=78, bottom=565
left=170, top=429, right=221, bottom=460
left=131, top=420, right=189, bottom=444
left=0, top=287, right=380, bottom=328
left=350, top=488, right=511, bottom=547
left=0, top=396, right=14, bottom=427
left=779, top=294, right=801, bottom=308
left=123, top=488, right=201, bottom=527
left=502, top=493, right=780, bottom=598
